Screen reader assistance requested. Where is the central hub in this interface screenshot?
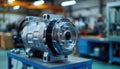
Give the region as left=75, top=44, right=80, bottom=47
left=65, top=32, right=71, bottom=40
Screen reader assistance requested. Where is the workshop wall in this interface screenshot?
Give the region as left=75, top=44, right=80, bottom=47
left=72, top=0, right=117, bottom=17
left=0, top=13, right=25, bottom=32
left=0, top=13, right=25, bottom=24
left=72, top=0, right=99, bottom=16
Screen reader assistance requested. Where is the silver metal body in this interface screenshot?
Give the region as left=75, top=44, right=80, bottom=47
left=21, top=14, right=78, bottom=62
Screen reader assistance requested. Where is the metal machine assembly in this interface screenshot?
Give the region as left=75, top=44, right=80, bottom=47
left=19, top=14, right=78, bottom=62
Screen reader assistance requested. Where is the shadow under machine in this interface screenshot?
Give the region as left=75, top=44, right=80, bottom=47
left=8, top=14, right=92, bottom=69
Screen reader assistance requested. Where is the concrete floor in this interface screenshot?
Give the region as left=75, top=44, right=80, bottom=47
left=0, top=49, right=120, bottom=69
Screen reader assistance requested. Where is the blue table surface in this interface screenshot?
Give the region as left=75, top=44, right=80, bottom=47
left=7, top=52, right=92, bottom=68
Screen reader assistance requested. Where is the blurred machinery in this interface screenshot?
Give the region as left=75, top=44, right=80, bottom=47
left=107, top=2, right=120, bottom=63
left=15, top=14, right=78, bottom=62
left=107, top=2, right=120, bottom=41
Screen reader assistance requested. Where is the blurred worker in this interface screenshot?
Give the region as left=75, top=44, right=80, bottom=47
left=94, top=14, right=106, bottom=37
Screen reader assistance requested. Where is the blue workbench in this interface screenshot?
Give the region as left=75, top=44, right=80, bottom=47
left=78, top=37, right=109, bottom=56
left=78, top=36, right=120, bottom=63
left=7, top=52, right=92, bottom=69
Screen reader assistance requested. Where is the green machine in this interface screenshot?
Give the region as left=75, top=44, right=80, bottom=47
left=107, top=2, right=120, bottom=41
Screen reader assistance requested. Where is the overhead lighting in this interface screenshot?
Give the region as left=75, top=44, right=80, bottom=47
left=8, top=0, right=15, bottom=4
left=61, top=0, right=76, bottom=7
left=33, top=0, right=44, bottom=6
left=13, top=5, right=20, bottom=10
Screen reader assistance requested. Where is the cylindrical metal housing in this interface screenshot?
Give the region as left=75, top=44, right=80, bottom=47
left=21, top=14, right=78, bottom=56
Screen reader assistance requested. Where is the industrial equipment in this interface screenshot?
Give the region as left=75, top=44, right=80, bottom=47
left=17, top=14, right=78, bottom=62
left=107, top=2, right=120, bottom=41
left=107, top=2, right=120, bottom=63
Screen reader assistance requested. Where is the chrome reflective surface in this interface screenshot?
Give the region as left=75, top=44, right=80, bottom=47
left=21, top=14, right=78, bottom=56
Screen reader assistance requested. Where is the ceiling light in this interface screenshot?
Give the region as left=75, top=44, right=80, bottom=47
left=13, top=5, right=20, bottom=10
left=33, top=0, right=44, bottom=6
left=61, top=0, right=76, bottom=7
left=8, top=0, right=15, bottom=4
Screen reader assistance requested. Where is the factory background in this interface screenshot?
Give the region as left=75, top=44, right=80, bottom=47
left=0, top=0, right=120, bottom=69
